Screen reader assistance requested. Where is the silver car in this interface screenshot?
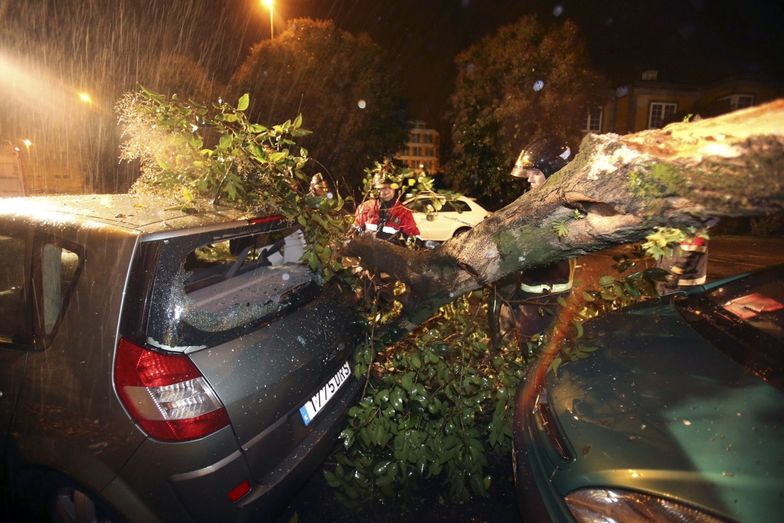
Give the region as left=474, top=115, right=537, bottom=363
left=0, top=194, right=362, bottom=522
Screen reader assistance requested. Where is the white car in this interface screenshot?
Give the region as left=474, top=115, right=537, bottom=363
left=404, top=194, right=491, bottom=242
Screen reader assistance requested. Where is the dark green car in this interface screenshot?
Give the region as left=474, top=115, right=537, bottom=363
left=513, top=265, right=784, bottom=522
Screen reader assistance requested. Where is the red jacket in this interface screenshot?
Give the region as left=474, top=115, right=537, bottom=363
left=354, top=199, right=420, bottom=241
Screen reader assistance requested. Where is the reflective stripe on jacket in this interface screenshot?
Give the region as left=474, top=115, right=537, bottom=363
left=519, top=259, right=576, bottom=296
left=657, top=235, right=709, bottom=289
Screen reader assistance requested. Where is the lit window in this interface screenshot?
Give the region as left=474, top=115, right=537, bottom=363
left=718, top=94, right=755, bottom=111
left=583, top=107, right=603, bottom=132
left=648, top=102, right=678, bottom=129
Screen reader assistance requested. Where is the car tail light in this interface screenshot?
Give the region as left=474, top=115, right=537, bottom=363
left=114, top=338, right=230, bottom=442
left=227, top=480, right=251, bottom=502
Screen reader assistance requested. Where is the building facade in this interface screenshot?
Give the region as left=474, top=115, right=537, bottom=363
left=396, top=121, right=440, bottom=173
left=584, top=71, right=784, bottom=135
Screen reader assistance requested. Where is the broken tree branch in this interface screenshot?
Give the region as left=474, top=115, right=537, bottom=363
left=345, top=100, right=784, bottom=326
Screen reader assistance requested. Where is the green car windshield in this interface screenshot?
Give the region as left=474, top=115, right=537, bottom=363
left=679, top=267, right=784, bottom=389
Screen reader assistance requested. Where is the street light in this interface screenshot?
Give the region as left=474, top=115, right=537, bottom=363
left=261, top=0, right=274, bottom=39
left=77, top=91, right=93, bottom=105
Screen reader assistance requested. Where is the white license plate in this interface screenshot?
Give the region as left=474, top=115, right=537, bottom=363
left=299, top=361, right=351, bottom=426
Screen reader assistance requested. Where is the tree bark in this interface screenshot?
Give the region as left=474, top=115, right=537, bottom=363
left=345, top=100, right=784, bottom=326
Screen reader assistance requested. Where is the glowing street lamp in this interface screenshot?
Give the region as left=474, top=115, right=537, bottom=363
left=77, top=91, right=93, bottom=105
left=261, top=0, right=274, bottom=39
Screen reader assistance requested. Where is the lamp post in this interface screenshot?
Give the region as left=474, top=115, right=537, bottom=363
left=262, top=0, right=274, bottom=39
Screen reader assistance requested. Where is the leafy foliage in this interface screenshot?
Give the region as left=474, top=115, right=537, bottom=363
left=447, top=16, right=607, bottom=205
left=116, top=87, right=349, bottom=279
left=325, top=295, right=525, bottom=508
left=230, top=18, right=408, bottom=194
left=576, top=270, right=662, bottom=320
left=642, top=226, right=709, bottom=260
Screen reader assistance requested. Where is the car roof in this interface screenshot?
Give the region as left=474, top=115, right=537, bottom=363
left=0, top=193, right=255, bottom=235
left=404, top=194, right=477, bottom=203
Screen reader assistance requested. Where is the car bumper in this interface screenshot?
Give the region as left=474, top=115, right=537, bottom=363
left=105, top=376, right=362, bottom=522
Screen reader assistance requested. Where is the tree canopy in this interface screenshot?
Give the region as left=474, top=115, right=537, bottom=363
left=230, top=18, right=408, bottom=195
left=447, top=16, right=607, bottom=206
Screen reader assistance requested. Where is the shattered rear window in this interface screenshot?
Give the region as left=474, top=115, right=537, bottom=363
left=144, top=221, right=318, bottom=350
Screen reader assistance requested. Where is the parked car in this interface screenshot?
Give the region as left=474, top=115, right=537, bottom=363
left=513, top=264, right=784, bottom=522
left=0, top=194, right=363, bottom=522
left=403, top=194, right=490, bottom=242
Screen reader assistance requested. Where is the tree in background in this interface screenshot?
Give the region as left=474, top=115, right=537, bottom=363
left=138, top=54, right=224, bottom=104
left=447, top=16, right=607, bottom=206
left=231, top=18, right=408, bottom=195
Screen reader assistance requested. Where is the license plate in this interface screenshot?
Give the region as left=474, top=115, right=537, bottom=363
left=299, top=361, right=351, bottom=426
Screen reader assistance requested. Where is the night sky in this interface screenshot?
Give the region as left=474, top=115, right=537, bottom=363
left=224, top=0, right=784, bottom=125
left=2, top=0, right=782, bottom=139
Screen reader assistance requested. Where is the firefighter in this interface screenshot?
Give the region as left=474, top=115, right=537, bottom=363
left=309, top=173, right=329, bottom=197
left=353, top=172, right=420, bottom=244
left=656, top=234, right=709, bottom=294
left=500, top=136, right=577, bottom=340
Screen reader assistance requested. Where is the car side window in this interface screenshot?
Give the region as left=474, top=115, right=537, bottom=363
left=406, top=199, right=431, bottom=213
left=39, top=242, right=81, bottom=337
left=0, top=234, right=29, bottom=346
left=443, top=200, right=470, bottom=213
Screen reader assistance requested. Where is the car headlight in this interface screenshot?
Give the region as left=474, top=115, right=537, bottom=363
left=565, top=488, right=726, bottom=523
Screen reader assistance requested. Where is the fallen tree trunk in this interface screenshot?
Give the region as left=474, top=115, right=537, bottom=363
left=345, top=100, right=784, bottom=326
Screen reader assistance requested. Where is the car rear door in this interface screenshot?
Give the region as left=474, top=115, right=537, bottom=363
left=127, top=219, right=361, bottom=480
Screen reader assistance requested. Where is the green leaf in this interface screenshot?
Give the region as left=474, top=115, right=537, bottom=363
left=549, top=356, right=563, bottom=375
left=269, top=150, right=289, bottom=162
left=237, top=93, right=250, bottom=111
left=218, top=134, right=233, bottom=150
left=225, top=181, right=238, bottom=200
left=401, top=373, right=415, bottom=393
left=390, top=387, right=405, bottom=411
left=573, top=320, right=584, bottom=339
left=599, top=275, right=616, bottom=287
left=323, top=470, right=341, bottom=488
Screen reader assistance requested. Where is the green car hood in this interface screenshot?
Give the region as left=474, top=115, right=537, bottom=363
left=548, top=300, right=784, bottom=522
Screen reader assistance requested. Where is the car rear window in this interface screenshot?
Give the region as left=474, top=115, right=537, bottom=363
left=139, top=220, right=319, bottom=350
